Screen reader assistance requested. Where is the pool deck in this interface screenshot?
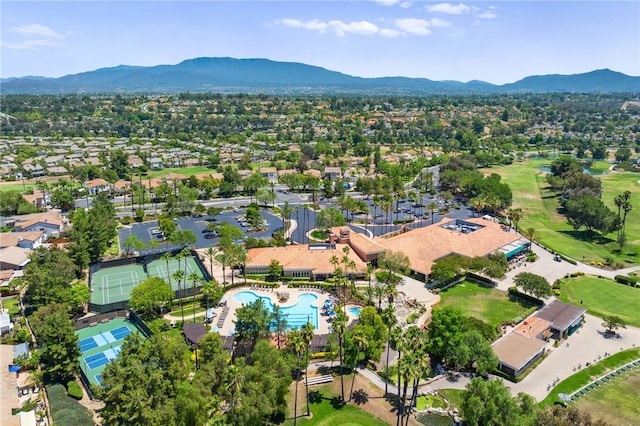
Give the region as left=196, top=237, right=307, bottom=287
left=213, top=286, right=358, bottom=336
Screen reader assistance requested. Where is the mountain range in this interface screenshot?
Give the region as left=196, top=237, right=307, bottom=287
left=2, top=57, right=639, bottom=95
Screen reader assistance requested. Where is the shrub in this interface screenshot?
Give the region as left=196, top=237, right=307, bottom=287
left=67, top=381, right=83, bottom=400
left=407, top=312, right=420, bottom=324
left=614, top=275, right=640, bottom=286
left=526, top=251, right=538, bottom=262
left=559, top=255, right=578, bottom=265
left=553, top=289, right=561, bottom=296
left=47, top=383, right=93, bottom=425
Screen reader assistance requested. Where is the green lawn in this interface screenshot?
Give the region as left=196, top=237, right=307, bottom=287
left=416, top=395, right=447, bottom=410
left=1, top=296, right=21, bottom=316
left=539, top=348, right=640, bottom=407
left=489, top=159, right=640, bottom=265
left=438, top=389, right=465, bottom=411
left=437, top=281, right=536, bottom=327
left=145, top=166, right=216, bottom=178
left=285, top=388, right=387, bottom=426
left=574, top=366, right=640, bottom=425
left=558, top=275, right=640, bottom=327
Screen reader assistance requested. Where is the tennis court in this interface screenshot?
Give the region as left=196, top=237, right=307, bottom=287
left=147, top=256, right=205, bottom=292
left=91, top=264, right=147, bottom=306
left=76, top=318, right=146, bottom=387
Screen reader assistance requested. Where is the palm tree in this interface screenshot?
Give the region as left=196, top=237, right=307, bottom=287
left=187, top=272, right=201, bottom=323
left=172, top=269, right=185, bottom=323
left=301, top=322, right=315, bottom=416
left=160, top=252, right=173, bottom=289
left=227, top=364, right=244, bottom=421
left=204, top=246, right=218, bottom=279
left=427, top=201, right=437, bottom=225
left=215, top=252, right=231, bottom=287
left=365, top=264, right=375, bottom=290
left=469, top=196, right=487, bottom=218
left=381, top=305, right=397, bottom=394
left=180, top=247, right=191, bottom=301
left=506, top=207, right=525, bottom=232
left=201, top=278, right=221, bottom=313
left=349, top=331, right=369, bottom=402
left=332, top=310, right=348, bottom=403
left=486, top=195, right=502, bottom=221
left=524, top=227, right=537, bottom=243
left=373, top=285, right=385, bottom=312
left=289, top=331, right=306, bottom=426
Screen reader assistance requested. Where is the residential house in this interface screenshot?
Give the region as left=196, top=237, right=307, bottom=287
left=0, top=246, right=31, bottom=270
left=14, top=212, right=65, bottom=237
left=259, top=167, right=278, bottom=183
left=0, top=231, right=45, bottom=250
left=84, top=178, right=112, bottom=196
left=149, top=157, right=164, bottom=170
left=323, top=167, right=342, bottom=181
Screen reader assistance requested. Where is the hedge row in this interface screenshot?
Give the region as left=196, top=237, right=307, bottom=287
left=614, top=275, right=640, bottom=287
left=507, top=287, right=545, bottom=306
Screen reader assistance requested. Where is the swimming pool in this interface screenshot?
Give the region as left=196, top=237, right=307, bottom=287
left=233, top=291, right=319, bottom=329
left=348, top=307, right=361, bottom=317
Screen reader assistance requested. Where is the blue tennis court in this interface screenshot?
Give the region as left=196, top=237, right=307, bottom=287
left=86, top=353, right=109, bottom=370
left=79, top=337, right=99, bottom=352
left=78, top=325, right=131, bottom=353
left=111, top=326, right=131, bottom=340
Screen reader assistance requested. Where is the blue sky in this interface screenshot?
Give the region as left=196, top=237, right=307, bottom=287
left=2, top=1, right=639, bottom=84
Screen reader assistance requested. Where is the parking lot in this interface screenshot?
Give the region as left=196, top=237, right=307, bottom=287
left=118, top=208, right=283, bottom=254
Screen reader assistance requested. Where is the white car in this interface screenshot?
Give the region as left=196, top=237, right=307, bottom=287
left=151, top=229, right=162, bottom=235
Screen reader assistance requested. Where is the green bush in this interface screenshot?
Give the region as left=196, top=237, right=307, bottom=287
left=47, top=383, right=93, bottom=425
left=614, top=275, right=640, bottom=286
left=559, top=254, right=577, bottom=265
left=407, top=312, right=420, bottom=324
left=67, top=381, right=83, bottom=400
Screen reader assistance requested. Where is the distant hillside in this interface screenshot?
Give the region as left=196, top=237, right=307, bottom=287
left=2, top=57, right=639, bottom=95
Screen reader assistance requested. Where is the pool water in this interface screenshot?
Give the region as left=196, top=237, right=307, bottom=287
left=233, top=291, right=319, bottom=329
left=348, top=307, right=362, bottom=317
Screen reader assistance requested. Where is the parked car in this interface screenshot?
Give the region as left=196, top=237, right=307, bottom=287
left=204, top=233, right=218, bottom=239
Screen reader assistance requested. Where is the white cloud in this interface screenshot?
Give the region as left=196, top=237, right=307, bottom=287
left=380, top=28, right=403, bottom=38
left=399, top=2, right=413, bottom=8
left=329, top=20, right=380, bottom=37
left=276, top=18, right=381, bottom=37
left=475, top=11, right=497, bottom=20
left=8, top=24, right=64, bottom=39
left=394, top=18, right=431, bottom=35
left=429, top=18, right=451, bottom=27
left=425, top=3, right=473, bottom=15
left=374, top=0, right=401, bottom=6
left=2, top=39, right=61, bottom=50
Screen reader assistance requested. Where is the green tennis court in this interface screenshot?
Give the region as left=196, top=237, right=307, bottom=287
left=91, top=264, right=147, bottom=305
left=147, top=256, right=205, bottom=292
left=76, top=318, right=148, bottom=387
left=89, top=256, right=208, bottom=309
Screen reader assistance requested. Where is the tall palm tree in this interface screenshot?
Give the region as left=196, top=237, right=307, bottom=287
left=301, top=322, right=315, bottom=416
left=215, top=252, right=231, bottom=287
left=365, top=264, right=375, bottom=290
left=332, top=311, right=348, bottom=403
left=381, top=306, right=397, bottom=394
left=204, top=246, right=218, bottom=279
left=469, top=196, right=487, bottom=218
left=349, top=331, right=369, bottom=402
left=180, top=247, right=191, bottom=301
left=172, top=269, right=185, bottom=323
left=373, top=285, right=385, bottom=312
left=427, top=201, right=437, bottom=225
left=524, top=227, right=537, bottom=243
left=486, top=195, right=502, bottom=221
left=201, top=278, right=221, bottom=313
left=506, top=207, right=525, bottom=232
left=187, top=272, right=201, bottom=323
left=160, top=252, right=173, bottom=288
left=289, top=331, right=306, bottom=426
left=227, top=364, right=244, bottom=421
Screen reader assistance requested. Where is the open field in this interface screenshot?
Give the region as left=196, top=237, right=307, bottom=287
left=574, top=367, right=640, bottom=425
left=436, top=281, right=536, bottom=327
left=539, top=347, right=640, bottom=407
left=558, top=275, right=640, bottom=327
left=284, top=379, right=392, bottom=426
left=145, top=166, right=216, bottom=179
left=489, top=159, right=640, bottom=265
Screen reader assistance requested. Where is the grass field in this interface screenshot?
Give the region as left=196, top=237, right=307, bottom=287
left=416, top=395, right=447, bottom=410
left=285, top=388, right=388, bottom=426
left=488, top=159, right=640, bottom=265
left=558, top=275, right=640, bottom=327
left=145, top=166, right=216, bottom=179
left=1, top=296, right=21, bottom=316
left=436, top=281, right=536, bottom=327
left=574, top=367, right=640, bottom=425
left=539, top=347, right=640, bottom=407
left=438, top=389, right=465, bottom=411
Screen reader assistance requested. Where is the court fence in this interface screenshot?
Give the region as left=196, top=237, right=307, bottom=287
left=89, top=249, right=211, bottom=314
left=74, top=310, right=129, bottom=331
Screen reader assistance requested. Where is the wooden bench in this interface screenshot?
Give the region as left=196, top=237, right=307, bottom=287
left=305, top=374, right=333, bottom=386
